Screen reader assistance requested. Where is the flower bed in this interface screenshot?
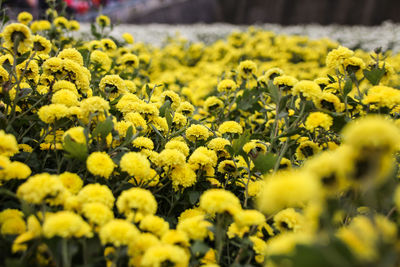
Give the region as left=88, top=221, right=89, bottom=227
left=1, top=8, right=400, bottom=267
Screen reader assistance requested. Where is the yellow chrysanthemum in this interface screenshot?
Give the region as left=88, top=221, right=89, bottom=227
left=86, top=152, right=115, bottom=179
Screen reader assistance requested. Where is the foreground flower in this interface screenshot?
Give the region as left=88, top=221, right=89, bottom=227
left=43, top=211, right=92, bottom=238
left=257, top=170, right=321, bottom=214
left=99, top=219, right=139, bottom=246
left=86, top=151, right=115, bottom=179
left=199, top=189, right=241, bottom=215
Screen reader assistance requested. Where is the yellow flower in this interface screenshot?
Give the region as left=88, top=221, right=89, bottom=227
left=292, top=80, right=321, bottom=100
left=160, top=90, right=181, bottom=110
left=119, top=53, right=139, bottom=69
left=96, top=15, right=111, bottom=27
left=199, top=189, right=241, bottom=215
left=17, top=12, right=33, bottom=25
left=132, top=136, right=154, bottom=150
left=77, top=183, right=115, bottom=209
left=326, top=45, right=354, bottom=69
left=336, top=216, right=377, bottom=261
left=43, top=211, right=92, bottom=238
left=186, top=124, right=211, bottom=142
left=116, top=187, right=157, bottom=219
left=265, top=232, right=313, bottom=257
left=243, top=139, right=268, bottom=156
left=165, top=140, right=190, bottom=157
left=63, top=126, right=86, bottom=145
left=2, top=23, right=32, bottom=54
left=101, top=38, right=117, bottom=52
left=122, top=32, right=134, bottom=44
left=362, top=85, right=400, bottom=109
left=53, top=16, right=69, bottom=28
left=218, top=121, right=243, bottom=135
left=0, top=130, right=18, bottom=157
left=305, top=112, right=333, bottom=131
left=99, top=219, right=139, bottom=246
left=141, top=244, right=189, bottom=267
left=295, top=140, right=321, bottom=160
left=265, top=67, right=284, bottom=80
left=156, top=149, right=186, bottom=168
left=238, top=60, right=257, bottom=79
left=4, top=161, right=31, bottom=180
left=99, top=75, right=127, bottom=95
left=314, top=92, right=344, bottom=112
left=59, top=172, right=83, bottom=194
left=161, top=229, right=190, bottom=247
left=68, top=20, right=80, bottom=31
left=176, top=101, right=195, bottom=116
left=90, top=50, right=112, bottom=72
left=233, top=209, right=265, bottom=228
left=58, top=48, right=84, bottom=66
left=81, top=202, right=114, bottom=227
left=257, top=170, right=321, bottom=214
left=273, top=75, right=298, bottom=90
left=86, top=151, right=115, bottom=179
left=217, top=79, right=237, bottom=92
left=120, top=152, right=151, bottom=180
left=53, top=80, right=79, bottom=95
left=17, top=173, right=66, bottom=204
left=207, top=137, right=230, bottom=158
left=227, top=222, right=249, bottom=239
left=32, top=35, right=52, bottom=55
left=178, top=208, right=206, bottom=222
left=52, top=89, right=79, bottom=107
left=273, top=208, right=305, bottom=232
left=30, top=20, right=51, bottom=33
left=139, top=215, right=169, bottom=237
left=204, top=96, right=224, bottom=113
left=342, top=115, right=400, bottom=153
left=1, top=217, right=26, bottom=235
left=170, top=163, right=197, bottom=190
left=177, top=215, right=212, bottom=241
left=37, top=104, right=69, bottom=124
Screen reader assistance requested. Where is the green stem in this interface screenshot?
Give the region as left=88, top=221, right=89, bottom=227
left=61, top=238, right=71, bottom=267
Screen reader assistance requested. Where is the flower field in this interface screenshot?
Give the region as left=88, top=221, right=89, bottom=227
left=2, top=7, right=400, bottom=267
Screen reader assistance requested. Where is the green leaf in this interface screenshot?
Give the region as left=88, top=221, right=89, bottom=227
left=3, top=59, right=12, bottom=73
left=252, top=153, right=277, bottom=174
left=16, top=51, right=31, bottom=65
left=145, top=84, right=152, bottom=99
left=165, top=109, right=173, bottom=130
left=90, top=23, right=100, bottom=39
left=109, top=94, right=123, bottom=105
left=92, top=117, right=114, bottom=139
left=343, top=77, right=353, bottom=97
left=0, top=188, right=17, bottom=199
left=159, top=100, right=171, bottom=117
left=327, top=74, right=336, bottom=83
left=188, top=191, right=200, bottom=205
left=363, top=68, right=385, bottom=85
left=190, top=241, right=210, bottom=256
left=78, top=48, right=90, bottom=67
left=267, top=80, right=279, bottom=103
left=331, top=113, right=347, bottom=132
left=120, top=126, right=135, bottom=147
left=150, top=124, right=165, bottom=140
left=20, top=200, right=35, bottom=217
left=232, top=130, right=251, bottom=156
left=63, top=135, right=88, bottom=161
left=236, top=89, right=261, bottom=111
left=224, top=144, right=235, bottom=157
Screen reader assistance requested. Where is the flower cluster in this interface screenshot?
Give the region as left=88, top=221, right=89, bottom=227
left=1, top=8, right=400, bottom=267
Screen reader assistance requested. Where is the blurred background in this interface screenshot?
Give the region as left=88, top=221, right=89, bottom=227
left=3, top=0, right=400, bottom=25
